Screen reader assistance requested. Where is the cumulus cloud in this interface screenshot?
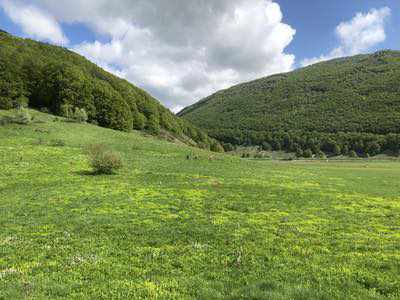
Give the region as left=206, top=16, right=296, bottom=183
left=0, top=0, right=68, bottom=45
left=302, top=7, right=391, bottom=67
left=28, top=0, right=295, bottom=111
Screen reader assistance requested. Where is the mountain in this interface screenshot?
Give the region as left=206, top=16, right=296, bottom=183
left=0, top=30, right=222, bottom=151
left=179, top=51, right=400, bottom=156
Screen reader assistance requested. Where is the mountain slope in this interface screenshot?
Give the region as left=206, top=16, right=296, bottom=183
left=0, top=30, right=221, bottom=151
left=179, top=51, right=400, bottom=155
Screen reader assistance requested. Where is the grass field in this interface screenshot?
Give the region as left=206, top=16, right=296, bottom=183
left=1, top=110, right=399, bottom=299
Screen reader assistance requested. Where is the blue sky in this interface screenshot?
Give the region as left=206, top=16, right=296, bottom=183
left=0, top=0, right=398, bottom=110
left=277, top=0, right=400, bottom=66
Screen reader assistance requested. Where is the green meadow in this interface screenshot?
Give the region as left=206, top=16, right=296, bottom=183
left=1, top=110, right=399, bottom=299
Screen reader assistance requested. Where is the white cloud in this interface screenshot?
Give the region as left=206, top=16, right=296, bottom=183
left=301, top=7, right=391, bottom=67
left=31, top=0, right=295, bottom=111
left=0, top=0, right=68, bottom=45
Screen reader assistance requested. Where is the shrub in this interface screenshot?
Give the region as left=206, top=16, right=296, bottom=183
left=12, top=108, right=32, bottom=125
left=73, top=107, right=88, bottom=123
left=86, top=144, right=123, bottom=175
left=316, top=150, right=326, bottom=159
left=254, top=153, right=265, bottom=159
left=34, top=137, right=46, bottom=145
left=51, top=139, right=66, bottom=147
left=261, top=142, right=272, bottom=151
left=15, top=96, right=29, bottom=108
left=40, top=107, right=50, bottom=113
left=222, top=143, right=235, bottom=152
left=61, top=104, right=74, bottom=119
left=349, top=150, right=358, bottom=158
left=365, top=141, right=381, bottom=156
left=0, top=97, right=13, bottom=110
left=303, top=149, right=313, bottom=158
left=295, top=148, right=304, bottom=158
left=210, top=142, right=224, bottom=153
left=61, top=105, right=88, bottom=123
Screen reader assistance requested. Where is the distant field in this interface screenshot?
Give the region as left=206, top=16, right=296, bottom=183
left=1, top=110, right=399, bottom=299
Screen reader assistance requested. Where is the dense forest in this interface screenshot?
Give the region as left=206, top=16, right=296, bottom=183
left=0, top=30, right=222, bottom=151
left=180, top=50, right=400, bottom=156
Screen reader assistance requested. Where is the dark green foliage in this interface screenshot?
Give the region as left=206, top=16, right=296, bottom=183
left=210, top=141, right=225, bottom=153
left=180, top=50, right=400, bottom=155
left=303, top=149, right=313, bottom=158
left=86, top=144, right=123, bottom=175
left=261, top=142, right=272, bottom=151
left=222, top=142, right=235, bottom=152
left=51, top=139, right=66, bottom=147
left=0, top=31, right=222, bottom=151
left=146, top=115, right=161, bottom=135
left=61, top=104, right=88, bottom=123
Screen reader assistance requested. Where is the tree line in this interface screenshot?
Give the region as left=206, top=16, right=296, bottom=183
left=218, top=130, right=400, bottom=157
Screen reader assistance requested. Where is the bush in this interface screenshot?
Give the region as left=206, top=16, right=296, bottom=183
left=13, top=108, right=32, bottom=125
left=51, top=139, right=66, bottom=147
left=0, top=97, right=13, bottom=110
left=261, top=142, right=272, bottom=151
left=222, top=143, right=235, bottom=152
left=303, top=149, right=313, bottom=158
left=61, top=105, right=88, bottom=123
left=295, top=148, right=304, bottom=158
left=86, top=144, right=123, bottom=175
left=61, top=104, right=74, bottom=119
left=40, top=107, right=50, bottom=113
left=73, top=107, right=88, bottom=123
left=315, top=150, right=326, bottom=159
left=210, top=142, right=224, bottom=153
left=349, top=150, right=358, bottom=158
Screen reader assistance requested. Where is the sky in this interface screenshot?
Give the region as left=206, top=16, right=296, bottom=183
left=0, top=0, right=399, bottom=112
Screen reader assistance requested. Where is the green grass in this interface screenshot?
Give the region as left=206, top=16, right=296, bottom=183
left=1, top=110, right=400, bottom=299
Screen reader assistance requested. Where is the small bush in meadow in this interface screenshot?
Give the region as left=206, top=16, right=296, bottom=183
left=12, top=108, right=32, bottom=125
left=86, top=144, right=123, bottom=175
left=51, top=139, right=66, bottom=147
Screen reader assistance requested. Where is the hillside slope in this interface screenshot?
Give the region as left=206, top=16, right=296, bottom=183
left=0, top=30, right=221, bottom=150
left=1, top=109, right=400, bottom=298
left=179, top=51, right=400, bottom=155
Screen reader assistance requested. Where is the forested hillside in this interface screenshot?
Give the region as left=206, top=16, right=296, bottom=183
left=0, top=30, right=222, bottom=151
left=179, top=51, right=400, bottom=156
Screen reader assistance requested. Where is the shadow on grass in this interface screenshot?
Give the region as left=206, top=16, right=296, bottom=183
left=74, top=170, right=97, bottom=176
left=73, top=170, right=118, bottom=176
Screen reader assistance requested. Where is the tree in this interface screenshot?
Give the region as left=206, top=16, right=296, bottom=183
left=333, top=144, right=341, bottom=156
left=349, top=150, right=358, bottom=158
left=261, top=142, right=272, bottom=151
left=303, top=149, right=313, bottom=158
left=132, top=110, right=146, bottom=130
left=92, top=80, right=133, bottom=131
left=146, top=115, right=161, bottom=135
left=61, top=104, right=74, bottom=119
left=365, top=141, right=381, bottom=156
left=210, top=141, right=224, bottom=153
left=73, top=107, right=88, bottom=123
